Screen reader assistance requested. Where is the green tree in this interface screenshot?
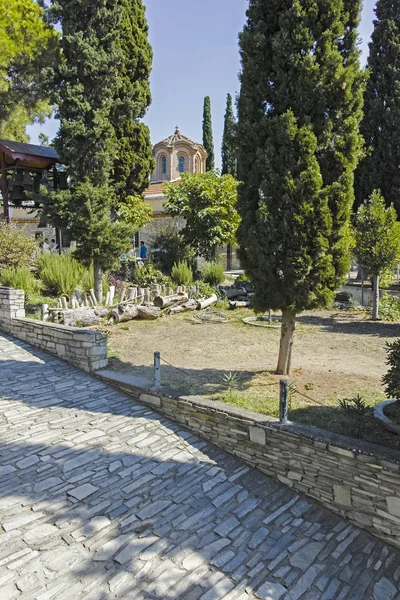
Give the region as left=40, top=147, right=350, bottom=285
left=202, top=96, right=215, bottom=171
left=237, top=0, right=365, bottom=374
left=354, top=190, right=400, bottom=319
left=221, top=93, right=237, bottom=177
left=0, top=0, right=58, bottom=141
left=164, top=171, right=240, bottom=260
left=355, top=0, right=400, bottom=215
left=43, top=0, right=153, bottom=301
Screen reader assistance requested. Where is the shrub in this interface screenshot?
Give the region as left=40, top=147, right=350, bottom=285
left=191, top=281, right=217, bottom=300
left=171, top=261, right=193, bottom=286
left=377, top=291, right=400, bottom=322
left=132, top=263, right=170, bottom=288
left=0, top=267, right=41, bottom=298
left=150, top=225, right=193, bottom=274
left=0, top=222, right=39, bottom=270
left=201, top=262, right=225, bottom=285
left=38, top=253, right=84, bottom=296
left=383, top=339, right=400, bottom=399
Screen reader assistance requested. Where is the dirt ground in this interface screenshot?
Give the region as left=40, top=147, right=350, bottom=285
left=108, top=307, right=399, bottom=403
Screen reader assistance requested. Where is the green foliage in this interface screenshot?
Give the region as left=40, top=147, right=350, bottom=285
left=383, top=339, right=400, bottom=398
left=171, top=261, right=193, bottom=286
left=377, top=291, right=400, bottom=322
left=201, top=262, right=225, bottom=285
left=354, top=191, right=400, bottom=277
left=0, top=267, right=41, bottom=297
left=202, top=96, right=215, bottom=171
left=223, top=371, right=238, bottom=399
left=80, top=268, right=109, bottom=295
left=221, top=93, right=237, bottom=177
left=164, top=171, right=240, bottom=260
left=237, top=0, right=365, bottom=372
left=150, top=225, right=193, bottom=274
left=37, top=253, right=84, bottom=296
left=338, top=394, right=373, bottom=438
left=191, top=281, right=217, bottom=300
left=0, top=0, right=58, bottom=141
left=0, top=222, right=39, bottom=270
left=132, top=263, right=170, bottom=288
left=355, top=0, right=400, bottom=215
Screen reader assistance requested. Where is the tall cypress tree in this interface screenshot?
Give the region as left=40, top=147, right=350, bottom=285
left=354, top=0, right=400, bottom=215
left=202, top=96, right=215, bottom=171
left=44, top=0, right=153, bottom=300
left=237, top=0, right=365, bottom=374
left=221, top=93, right=237, bottom=176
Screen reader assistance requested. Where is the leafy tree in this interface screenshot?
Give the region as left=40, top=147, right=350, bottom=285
left=164, top=171, right=240, bottom=260
left=0, top=222, right=38, bottom=271
left=237, top=0, right=365, bottom=374
left=43, top=0, right=153, bottom=301
left=354, top=190, right=400, bottom=319
left=202, top=96, right=215, bottom=171
left=355, top=0, right=400, bottom=215
left=0, top=0, right=58, bottom=141
left=221, top=93, right=237, bottom=177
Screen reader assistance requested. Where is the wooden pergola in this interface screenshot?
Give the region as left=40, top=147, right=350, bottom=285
left=0, top=139, right=60, bottom=221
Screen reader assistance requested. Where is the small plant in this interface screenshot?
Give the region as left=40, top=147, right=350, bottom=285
left=383, top=339, right=400, bottom=399
left=150, top=225, right=193, bottom=274
left=171, top=261, right=193, bottom=286
left=201, top=262, right=225, bottom=286
left=223, top=372, right=238, bottom=398
left=377, top=291, right=400, bottom=322
left=132, top=263, right=170, bottom=288
left=191, top=281, right=221, bottom=300
left=0, top=267, right=41, bottom=298
left=36, top=253, right=84, bottom=296
left=304, top=382, right=314, bottom=391
left=338, top=394, right=372, bottom=438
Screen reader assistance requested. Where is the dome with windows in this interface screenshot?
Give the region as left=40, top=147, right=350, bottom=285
left=150, top=127, right=207, bottom=183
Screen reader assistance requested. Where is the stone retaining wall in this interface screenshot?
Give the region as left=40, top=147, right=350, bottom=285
left=97, top=371, right=400, bottom=550
left=0, top=287, right=108, bottom=372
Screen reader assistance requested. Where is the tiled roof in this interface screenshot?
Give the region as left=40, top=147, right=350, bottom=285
left=143, top=179, right=181, bottom=197
left=0, top=139, right=59, bottom=160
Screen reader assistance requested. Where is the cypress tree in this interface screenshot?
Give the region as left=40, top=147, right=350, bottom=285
left=44, top=0, right=153, bottom=301
left=237, top=0, right=365, bottom=374
left=354, top=0, right=400, bottom=215
left=221, top=93, right=237, bottom=177
left=202, top=96, right=215, bottom=171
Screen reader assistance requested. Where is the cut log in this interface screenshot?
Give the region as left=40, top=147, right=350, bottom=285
left=196, top=294, right=218, bottom=310
left=137, top=306, right=161, bottom=320
left=53, top=307, right=103, bottom=327
left=119, top=288, right=126, bottom=303
left=229, top=299, right=251, bottom=309
left=169, top=299, right=197, bottom=314
left=109, top=285, right=115, bottom=305
left=89, top=288, right=97, bottom=305
left=109, top=304, right=138, bottom=324
left=154, top=292, right=188, bottom=308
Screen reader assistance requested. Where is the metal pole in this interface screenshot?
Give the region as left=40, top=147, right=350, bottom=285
left=154, top=351, right=161, bottom=390
left=279, top=379, right=289, bottom=424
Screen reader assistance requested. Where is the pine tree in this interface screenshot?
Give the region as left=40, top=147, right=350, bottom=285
left=221, top=93, right=237, bottom=177
left=355, top=0, right=400, bottom=215
left=202, top=96, right=215, bottom=171
left=44, top=0, right=153, bottom=301
left=237, top=0, right=365, bottom=374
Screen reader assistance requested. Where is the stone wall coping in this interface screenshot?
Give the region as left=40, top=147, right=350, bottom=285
left=374, top=399, right=400, bottom=435
left=96, top=369, right=400, bottom=466
left=12, top=317, right=99, bottom=336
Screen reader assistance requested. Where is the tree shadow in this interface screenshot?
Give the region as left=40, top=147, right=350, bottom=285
left=297, top=313, right=400, bottom=338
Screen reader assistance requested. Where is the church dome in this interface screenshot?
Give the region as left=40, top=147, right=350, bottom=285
left=150, top=127, right=207, bottom=182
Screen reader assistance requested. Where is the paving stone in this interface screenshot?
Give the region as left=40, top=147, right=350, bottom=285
left=373, top=577, right=397, bottom=600
left=67, top=483, right=98, bottom=500
left=255, top=581, right=287, bottom=600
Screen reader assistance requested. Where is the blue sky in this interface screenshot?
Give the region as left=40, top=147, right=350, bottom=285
left=28, top=0, right=377, bottom=168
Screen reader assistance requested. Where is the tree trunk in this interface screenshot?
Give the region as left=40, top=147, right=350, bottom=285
left=372, top=274, right=380, bottom=320
left=276, top=309, right=296, bottom=375
left=93, top=260, right=103, bottom=304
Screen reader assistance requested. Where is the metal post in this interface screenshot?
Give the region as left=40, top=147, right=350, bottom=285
left=154, top=351, right=161, bottom=390
left=361, top=267, right=364, bottom=307
left=279, top=379, right=289, bottom=424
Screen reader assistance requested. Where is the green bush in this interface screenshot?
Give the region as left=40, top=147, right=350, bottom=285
left=191, top=281, right=217, bottom=300
left=171, top=261, right=193, bottom=286
left=150, top=225, right=193, bottom=274
left=133, top=263, right=171, bottom=288
left=383, top=339, right=400, bottom=399
left=0, top=222, right=39, bottom=270
left=378, top=291, right=400, bottom=322
left=37, top=253, right=84, bottom=296
left=201, top=262, right=225, bottom=285
left=0, top=267, right=41, bottom=297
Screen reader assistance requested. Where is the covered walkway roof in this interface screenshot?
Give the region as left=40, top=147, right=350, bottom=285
left=0, top=139, right=59, bottom=170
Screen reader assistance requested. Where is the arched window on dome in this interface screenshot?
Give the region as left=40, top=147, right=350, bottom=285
left=195, top=157, right=200, bottom=173
left=161, top=155, right=167, bottom=175
left=178, top=156, right=185, bottom=173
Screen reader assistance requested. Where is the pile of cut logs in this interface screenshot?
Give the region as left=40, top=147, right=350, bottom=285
left=219, top=281, right=254, bottom=309
left=44, top=283, right=218, bottom=327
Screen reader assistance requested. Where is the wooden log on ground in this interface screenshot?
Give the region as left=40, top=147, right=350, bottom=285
left=56, top=307, right=103, bottom=327
left=137, top=305, right=161, bottom=320
left=153, top=292, right=188, bottom=309
left=109, top=304, right=138, bottom=324
left=89, top=288, right=97, bottom=305
left=224, top=287, right=247, bottom=299
left=196, top=294, right=218, bottom=310
left=229, top=299, right=252, bottom=309
left=169, top=299, right=197, bottom=314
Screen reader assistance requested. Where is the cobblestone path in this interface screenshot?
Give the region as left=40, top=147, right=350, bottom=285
left=0, top=333, right=400, bottom=600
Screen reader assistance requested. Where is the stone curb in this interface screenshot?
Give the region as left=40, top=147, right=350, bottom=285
left=374, top=399, right=400, bottom=435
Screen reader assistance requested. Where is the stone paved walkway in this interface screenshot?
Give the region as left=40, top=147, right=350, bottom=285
left=0, top=334, right=400, bottom=600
